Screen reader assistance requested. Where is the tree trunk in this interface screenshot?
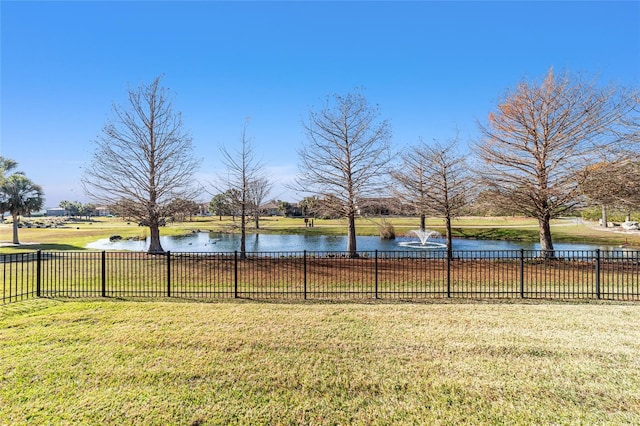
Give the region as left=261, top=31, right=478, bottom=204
left=347, top=212, right=357, bottom=258
left=626, top=211, right=631, bottom=222
left=601, top=205, right=608, bottom=228
left=11, top=213, right=19, bottom=244
left=538, top=214, right=554, bottom=258
left=147, top=223, right=164, bottom=254
left=254, top=213, right=260, bottom=230
left=240, top=204, right=246, bottom=260
left=420, top=214, right=426, bottom=232
left=445, top=215, right=453, bottom=261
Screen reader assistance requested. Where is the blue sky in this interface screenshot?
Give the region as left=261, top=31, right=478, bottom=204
left=1, top=1, right=639, bottom=208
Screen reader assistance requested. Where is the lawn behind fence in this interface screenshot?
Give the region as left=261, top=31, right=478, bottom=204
left=1, top=300, right=639, bottom=425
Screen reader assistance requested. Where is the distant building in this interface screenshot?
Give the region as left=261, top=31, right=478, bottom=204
left=95, top=206, right=112, bottom=216
left=356, top=197, right=400, bottom=216
left=197, top=202, right=210, bottom=216
left=46, top=207, right=68, bottom=217
left=258, top=200, right=304, bottom=217
left=260, top=200, right=281, bottom=216
left=288, top=203, right=303, bottom=217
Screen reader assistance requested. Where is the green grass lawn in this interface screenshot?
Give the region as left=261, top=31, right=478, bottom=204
left=2, top=300, right=639, bottom=425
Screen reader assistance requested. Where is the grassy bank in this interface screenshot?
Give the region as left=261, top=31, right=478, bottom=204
left=1, top=215, right=639, bottom=253
left=1, top=300, right=639, bottom=425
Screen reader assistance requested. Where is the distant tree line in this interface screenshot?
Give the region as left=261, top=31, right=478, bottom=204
left=58, top=200, right=97, bottom=219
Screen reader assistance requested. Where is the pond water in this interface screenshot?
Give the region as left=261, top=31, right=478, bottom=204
left=86, top=232, right=635, bottom=254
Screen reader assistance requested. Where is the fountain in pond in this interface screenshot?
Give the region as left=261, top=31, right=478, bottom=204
left=410, top=229, right=438, bottom=245
left=397, top=229, right=447, bottom=250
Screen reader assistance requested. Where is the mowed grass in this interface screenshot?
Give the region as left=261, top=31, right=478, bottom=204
left=2, top=300, right=640, bottom=425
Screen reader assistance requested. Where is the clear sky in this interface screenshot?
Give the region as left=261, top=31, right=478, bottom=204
left=1, top=1, right=639, bottom=208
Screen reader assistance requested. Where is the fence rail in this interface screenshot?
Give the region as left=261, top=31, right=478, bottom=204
left=2, top=249, right=639, bottom=304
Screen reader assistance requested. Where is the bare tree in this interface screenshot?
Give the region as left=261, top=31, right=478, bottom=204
left=393, top=137, right=469, bottom=259
left=390, top=139, right=431, bottom=232
left=83, top=77, right=200, bottom=254
left=109, top=198, right=138, bottom=222
left=612, top=97, right=640, bottom=220
left=580, top=160, right=640, bottom=225
left=219, top=120, right=269, bottom=259
left=613, top=91, right=640, bottom=150
left=297, top=89, right=392, bottom=257
left=581, top=95, right=640, bottom=226
left=468, top=189, right=519, bottom=216
left=247, top=177, right=273, bottom=229
left=580, top=162, right=621, bottom=227
left=475, top=68, right=635, bottom=257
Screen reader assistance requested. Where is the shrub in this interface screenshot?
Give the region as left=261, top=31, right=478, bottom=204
left=379, top=220, right=395, bottom=240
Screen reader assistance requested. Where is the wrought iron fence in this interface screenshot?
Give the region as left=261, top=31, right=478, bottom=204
left=2, top=249, right=639, bottom=304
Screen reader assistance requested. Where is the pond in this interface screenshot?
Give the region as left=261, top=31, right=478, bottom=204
left=86, top=232, right=636, bottom=254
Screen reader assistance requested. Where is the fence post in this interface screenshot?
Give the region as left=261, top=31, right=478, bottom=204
left=595, top=249, right=601, bottom=300
left=374, top=250, right=379, bottom=299
left=519, top=249, right=525, bottom=298
left=303, top=250, right=307, bottom=300
left=36, top=250, right=41, bottom=297
left=101, top=251, right=106, bottom=297
left=234, top=251, right=238, bottom=298
left=167, top=251, right=171, bottom=297
left=446, top=253, right=451, bottom=298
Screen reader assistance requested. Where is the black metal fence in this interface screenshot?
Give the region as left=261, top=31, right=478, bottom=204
left=2, top=249, right=640, bottom=304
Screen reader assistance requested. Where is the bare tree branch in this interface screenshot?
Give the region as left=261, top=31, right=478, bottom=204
left=82, top=76, right=201, bottom=253
left=392, top=136, right=470, bottom=258
left=296, top=89, right=392, bottom=256
left=217, top=120, right=272, bottom=259
left=475, top=68, right=637, bottom=256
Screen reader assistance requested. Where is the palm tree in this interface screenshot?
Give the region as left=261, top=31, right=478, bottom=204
left=0, top=156, right=18, bottom=178
left=0, top=173, right=44, bottom=244
left=0, top=156, right=20, bottom=223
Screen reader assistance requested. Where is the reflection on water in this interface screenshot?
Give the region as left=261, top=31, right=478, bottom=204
left=86, top=232, right=637, bottom=255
